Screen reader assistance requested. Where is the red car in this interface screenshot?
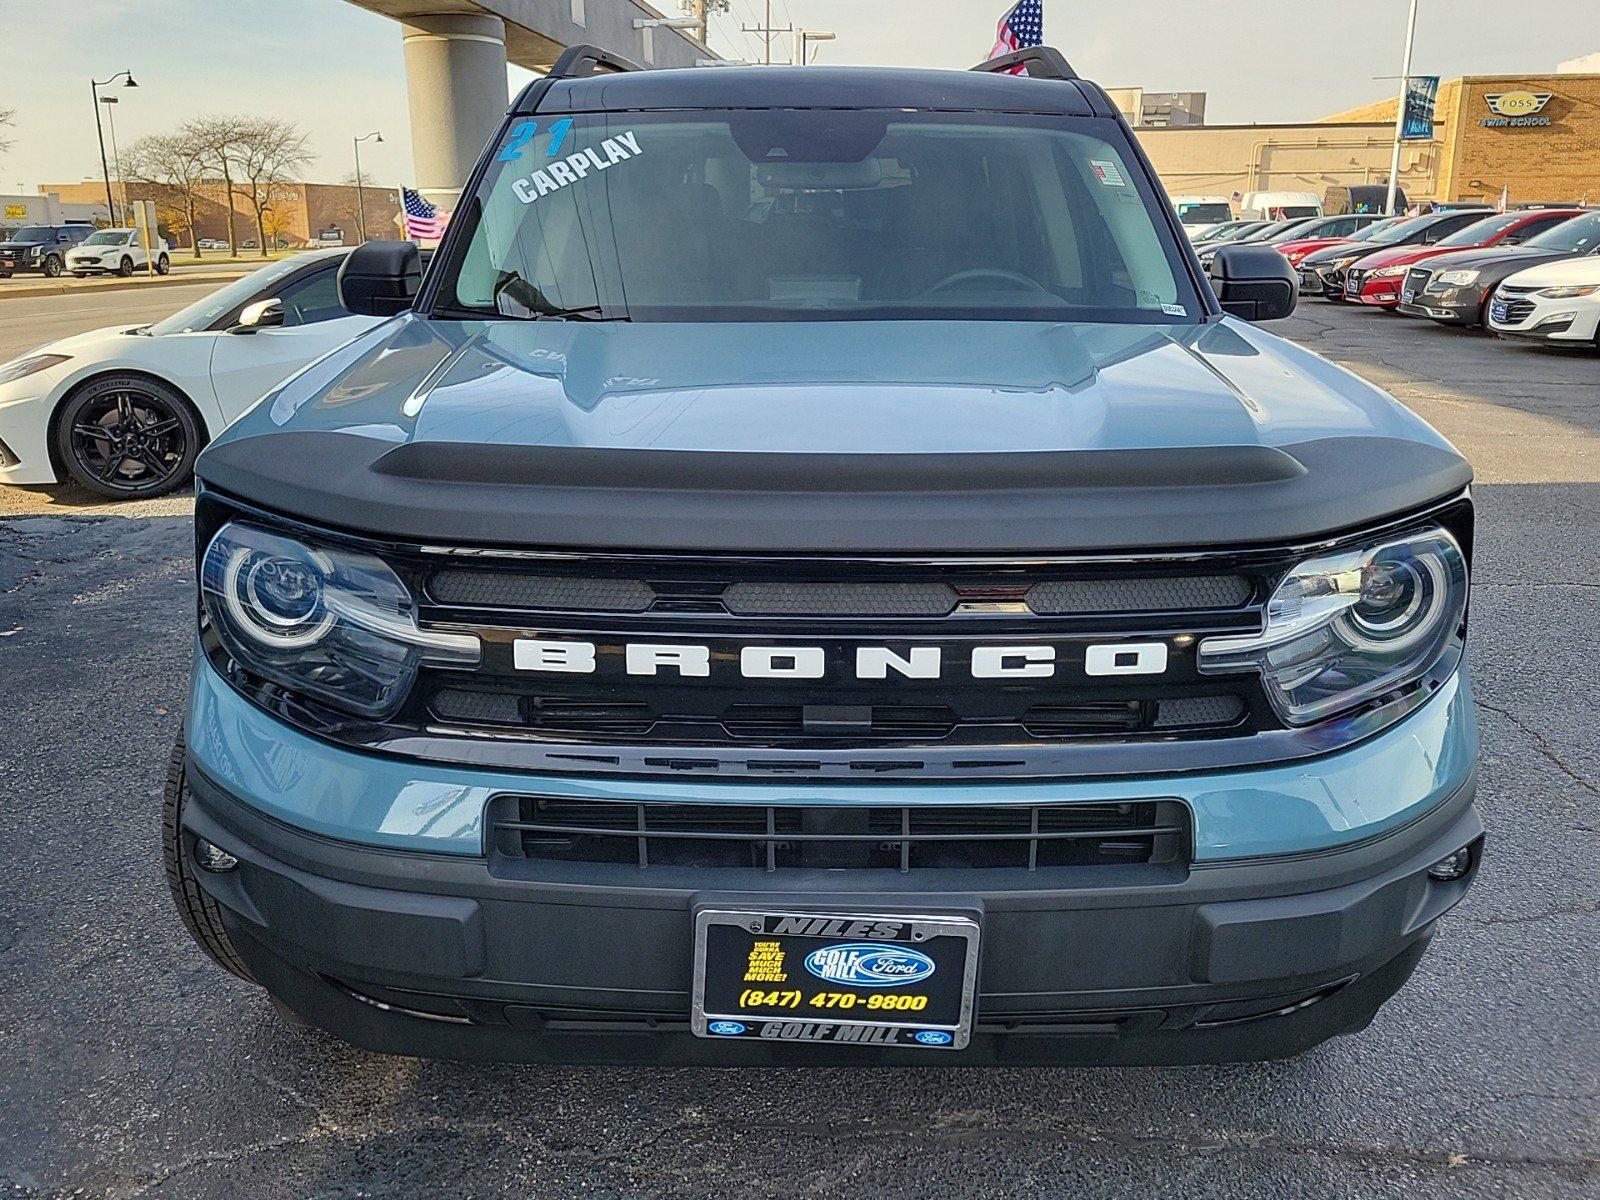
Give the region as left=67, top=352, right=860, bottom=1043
left=1344, top=208, right=1584, bottom=307
left=1276, top=214, right=1404, bottom=267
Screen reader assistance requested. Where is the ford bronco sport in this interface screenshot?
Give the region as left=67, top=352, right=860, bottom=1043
left=166, top=46, right=1480, bottom=1064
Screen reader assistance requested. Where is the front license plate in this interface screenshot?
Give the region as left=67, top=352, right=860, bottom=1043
left=1490, top=300, right=1509, bottom=323
left=1400, top=288, right=1415, bottom=304
left=692, top=909, right=979, bottom=1051
left=1346, top=278, right=1360, bottom=295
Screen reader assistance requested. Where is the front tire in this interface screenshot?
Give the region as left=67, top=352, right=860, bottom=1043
left=163, top=734, right=257, bottom=984
left=42, top=255, right=63, bottom=278
left=156, top=254, right=171, bottom=276
left=54, top=374, right=202, bottom=499
left=117, top=256, right=134, bottom=277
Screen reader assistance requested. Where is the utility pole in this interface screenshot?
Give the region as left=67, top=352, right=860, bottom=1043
left=680, top=0, right=729, bottom=47
left=1385, top=0, right=1420, bottom=216
left=353, top=131, right=382, bottom=244
left=743, top=1, right=792, bottom=65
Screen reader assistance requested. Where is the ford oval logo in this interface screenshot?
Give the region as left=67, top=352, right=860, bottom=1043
left=803, top=943, right=936, bottom=988
left=707, top=1021, right=746, bottom=1036
left=913, top=1030, right=953, bottom=1046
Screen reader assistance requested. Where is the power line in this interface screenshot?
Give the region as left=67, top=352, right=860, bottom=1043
left=741, top=0, right=792, bottom=65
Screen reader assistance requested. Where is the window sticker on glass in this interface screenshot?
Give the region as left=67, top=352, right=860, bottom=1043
left=1162, top=303, right=1188, bottom=317
left=1090, top=159, right=1126, bottom=187
left=507, top=130, right=644, bottom=203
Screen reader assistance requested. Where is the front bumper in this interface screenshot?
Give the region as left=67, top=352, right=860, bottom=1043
left=0, top=367, right=73, bottom=485
left=181, top=657, right=1483, bottom=1065
left=1490, top=302, right=1600, bottom=343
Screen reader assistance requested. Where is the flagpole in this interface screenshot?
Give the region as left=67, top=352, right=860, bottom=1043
left=1385, top=0, right=1420, bottom=216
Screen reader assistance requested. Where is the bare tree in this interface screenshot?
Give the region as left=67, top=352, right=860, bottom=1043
left=124, top=132, right=210, bottom=259
left=184, top=115, right=251, bottom=255
left=235, top=118, right=313, bottom=257
left=0, top=108, right=14, bottom=156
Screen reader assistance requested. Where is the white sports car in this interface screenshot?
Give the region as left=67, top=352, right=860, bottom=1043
left=0, top=249, right=386, bottom=499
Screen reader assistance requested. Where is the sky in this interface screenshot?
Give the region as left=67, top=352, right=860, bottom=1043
left=1, top=0, right=1596, bottom=194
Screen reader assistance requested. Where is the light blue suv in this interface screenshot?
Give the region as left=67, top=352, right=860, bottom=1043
left=164, top=45, right=1480, bottom=1064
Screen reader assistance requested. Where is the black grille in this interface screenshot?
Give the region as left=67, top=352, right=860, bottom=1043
left=430, top=686, right=1248, bottom=743
left=1405, top=267, right=1432, bottom=295
left=489, top=796, right=1189, bottom=873
left=427, top=569, right=1251, bottom=617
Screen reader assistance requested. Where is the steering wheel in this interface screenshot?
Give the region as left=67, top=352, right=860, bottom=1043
left=926, top=268, right=1051, bottom=296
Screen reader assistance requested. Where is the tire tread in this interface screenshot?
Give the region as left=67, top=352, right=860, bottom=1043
left=162, top=733, right=256, bottom=983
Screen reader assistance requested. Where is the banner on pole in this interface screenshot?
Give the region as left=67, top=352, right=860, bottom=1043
left=1402, top=75, right=1440, bottom=140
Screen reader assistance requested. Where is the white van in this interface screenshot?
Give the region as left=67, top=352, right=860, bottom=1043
left=1170, top=195, right=1236, bottom=240
left=1238, top=191, right=1322, bottom=221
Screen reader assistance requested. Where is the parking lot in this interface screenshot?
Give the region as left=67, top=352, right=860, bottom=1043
left=0, top=299, right=1595, bottom=1199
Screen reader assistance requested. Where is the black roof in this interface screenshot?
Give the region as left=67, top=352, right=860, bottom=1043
left=521, top=64, right=1105, bottom=117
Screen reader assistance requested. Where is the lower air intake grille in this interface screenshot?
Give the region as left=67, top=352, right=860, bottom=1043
left=489, top=797, right=1189, bottom=873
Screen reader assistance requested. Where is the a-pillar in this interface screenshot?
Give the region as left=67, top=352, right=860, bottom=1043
left=401, top=13, right=509, bottom=212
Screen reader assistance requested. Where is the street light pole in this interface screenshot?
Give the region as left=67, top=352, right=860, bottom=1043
left=101, top=98, right=125, bottom=224
left=1385, top=0, right=1420, bottom=216
left=90, top=71, right=137, bottom=226
left=352, top=132, right=382, bottom=245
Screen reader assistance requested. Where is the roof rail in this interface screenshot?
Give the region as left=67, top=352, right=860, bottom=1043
left=547, top=44, right=645, bottom=81
left=970, top=46, right=1078, bottom=81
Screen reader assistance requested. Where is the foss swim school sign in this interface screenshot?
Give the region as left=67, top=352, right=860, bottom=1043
left=1481, top=90, right=1555, bottom=128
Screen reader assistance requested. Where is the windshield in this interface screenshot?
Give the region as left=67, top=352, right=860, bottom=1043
left=1366, top=216, right=1433, bottom=246
left=444, top=109, right=1198, bottom=323
left=1437, top=214, right=1524, bottom=248
left=1346, top=217, right=1405, bottom=242
left=1525, top=211, right=1600, bottom=253
left=82, top=230, right=131, bottom=246
left=1264, top=217, right=1323, bottom=242
left=147, top=256, right=315, bottom=335
left=9, top=227, right=51, bottom=243
left=1177, top=202, right=1232, bottom=225
left=1274, top=205, right=1320, bottom=219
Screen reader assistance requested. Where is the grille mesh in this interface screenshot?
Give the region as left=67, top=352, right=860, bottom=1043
left=1027, top=575, right=1249, bottom=614
left=430, top=570, right=653, bottom=612
left=724, top=581, right=956, bottom=616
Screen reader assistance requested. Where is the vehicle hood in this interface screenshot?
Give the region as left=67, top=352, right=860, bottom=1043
left=1414, top=245, right=1560, bottom=274
left=198, top=314, right=1471, bottom=553
left=1300, top=241, right=1393, bottom=267
left=1358, top=244, right=1470, bottom=271
left=1501, top=255, right=1600, bottom=288
left=0, top=241, right=43, bottom=253
left=28, top=324, right=150, bottom=358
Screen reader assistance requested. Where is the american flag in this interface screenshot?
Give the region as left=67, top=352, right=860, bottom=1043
left=401, top=187, right=451, bottom=241
left=990, top=1, right=1044, bottom=73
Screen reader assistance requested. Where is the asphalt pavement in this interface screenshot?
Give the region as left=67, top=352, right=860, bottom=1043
left=0, top=298, right=1595, bottom=1199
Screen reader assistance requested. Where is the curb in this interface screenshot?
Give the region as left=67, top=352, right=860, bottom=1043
left=0, top=266, right=263, bottom=301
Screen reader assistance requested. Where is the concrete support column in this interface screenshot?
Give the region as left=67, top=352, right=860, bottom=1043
left=401, top=13, right=509, bottom=211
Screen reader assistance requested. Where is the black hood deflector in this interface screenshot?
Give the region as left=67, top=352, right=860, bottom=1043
left=196, top=433, right=1472, bottom=554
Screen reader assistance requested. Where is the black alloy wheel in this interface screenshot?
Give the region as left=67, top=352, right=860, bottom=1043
left=42, top=254, right=63, bottom=277
left=55, top=375, right=201, bottom=499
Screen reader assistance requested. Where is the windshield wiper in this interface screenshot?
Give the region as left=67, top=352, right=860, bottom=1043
left=529, top=303, right=632, bottom=323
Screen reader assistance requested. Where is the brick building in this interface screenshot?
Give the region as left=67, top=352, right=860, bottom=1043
left=1132, top=71, right=1600, bottom=209
left=39, top=179, right=404, bottom=249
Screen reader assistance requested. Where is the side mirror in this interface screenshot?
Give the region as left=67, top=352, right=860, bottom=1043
left=231, top=298, right=284, bottom=333
left=1208, top=244, right=1297, bottom=321
left=338, top=240, right=422, bottom=317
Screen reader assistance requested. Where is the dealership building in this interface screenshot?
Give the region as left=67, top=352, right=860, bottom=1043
left=1130, top=68, right=1600, bottom=209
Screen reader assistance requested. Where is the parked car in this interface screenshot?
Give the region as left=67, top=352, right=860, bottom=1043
left=1344, top=208, right=1584, bottom=308
left=1323, top=185, right=1406, bottom=216
left=198, top=238, right=225, bottom=250
left=1300, top=209, right=1494, bottom=301
left=65, top=228, right=172, bottom=277
left=1237, top=190, right=1321, bottom=220
left=1194, top=217, right=1325, bottom=267
left=1272, top=213, right=1392, bottom=268
left=1171, top=195, right=1235, bottom=240
left=0, top=224, right=93, bottom=277
left=163, top=45, right=1481, bottom=1067
left=1486, top=255, right=1600, bottom=346
left=1396, top=210, right=1600, bottom=328
left=1189, top=218, right=1263, bottom=245
left=0, top=249, right=387, bottom=498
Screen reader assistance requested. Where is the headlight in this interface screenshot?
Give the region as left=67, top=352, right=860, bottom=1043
left=201, top=522, right=479, bottom=718
left=1537, top=284, right=1599, bottom=299
left=1370, top=265, right=1410, bottom=279
left=1436, top=269, right=1480, bottom=287
left=26, top=245, right=42, bottom=258
left=0, top=352, right=69, bottom=386
left=1198, top=526, right=1468, bottom=726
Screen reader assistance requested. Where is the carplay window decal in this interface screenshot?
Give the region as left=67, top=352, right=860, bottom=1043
left=507, top=130, right=644, bottom=203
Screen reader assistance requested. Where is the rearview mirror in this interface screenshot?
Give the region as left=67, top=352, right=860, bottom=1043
left=231, top=298, right=284, bottom=333
left=338, top=240, right=422, bottom=317
left=1208, top=245, right=1297, bottom=321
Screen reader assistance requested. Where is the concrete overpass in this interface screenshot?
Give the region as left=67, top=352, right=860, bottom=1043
left=344, top=1, right=716, bottom=208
